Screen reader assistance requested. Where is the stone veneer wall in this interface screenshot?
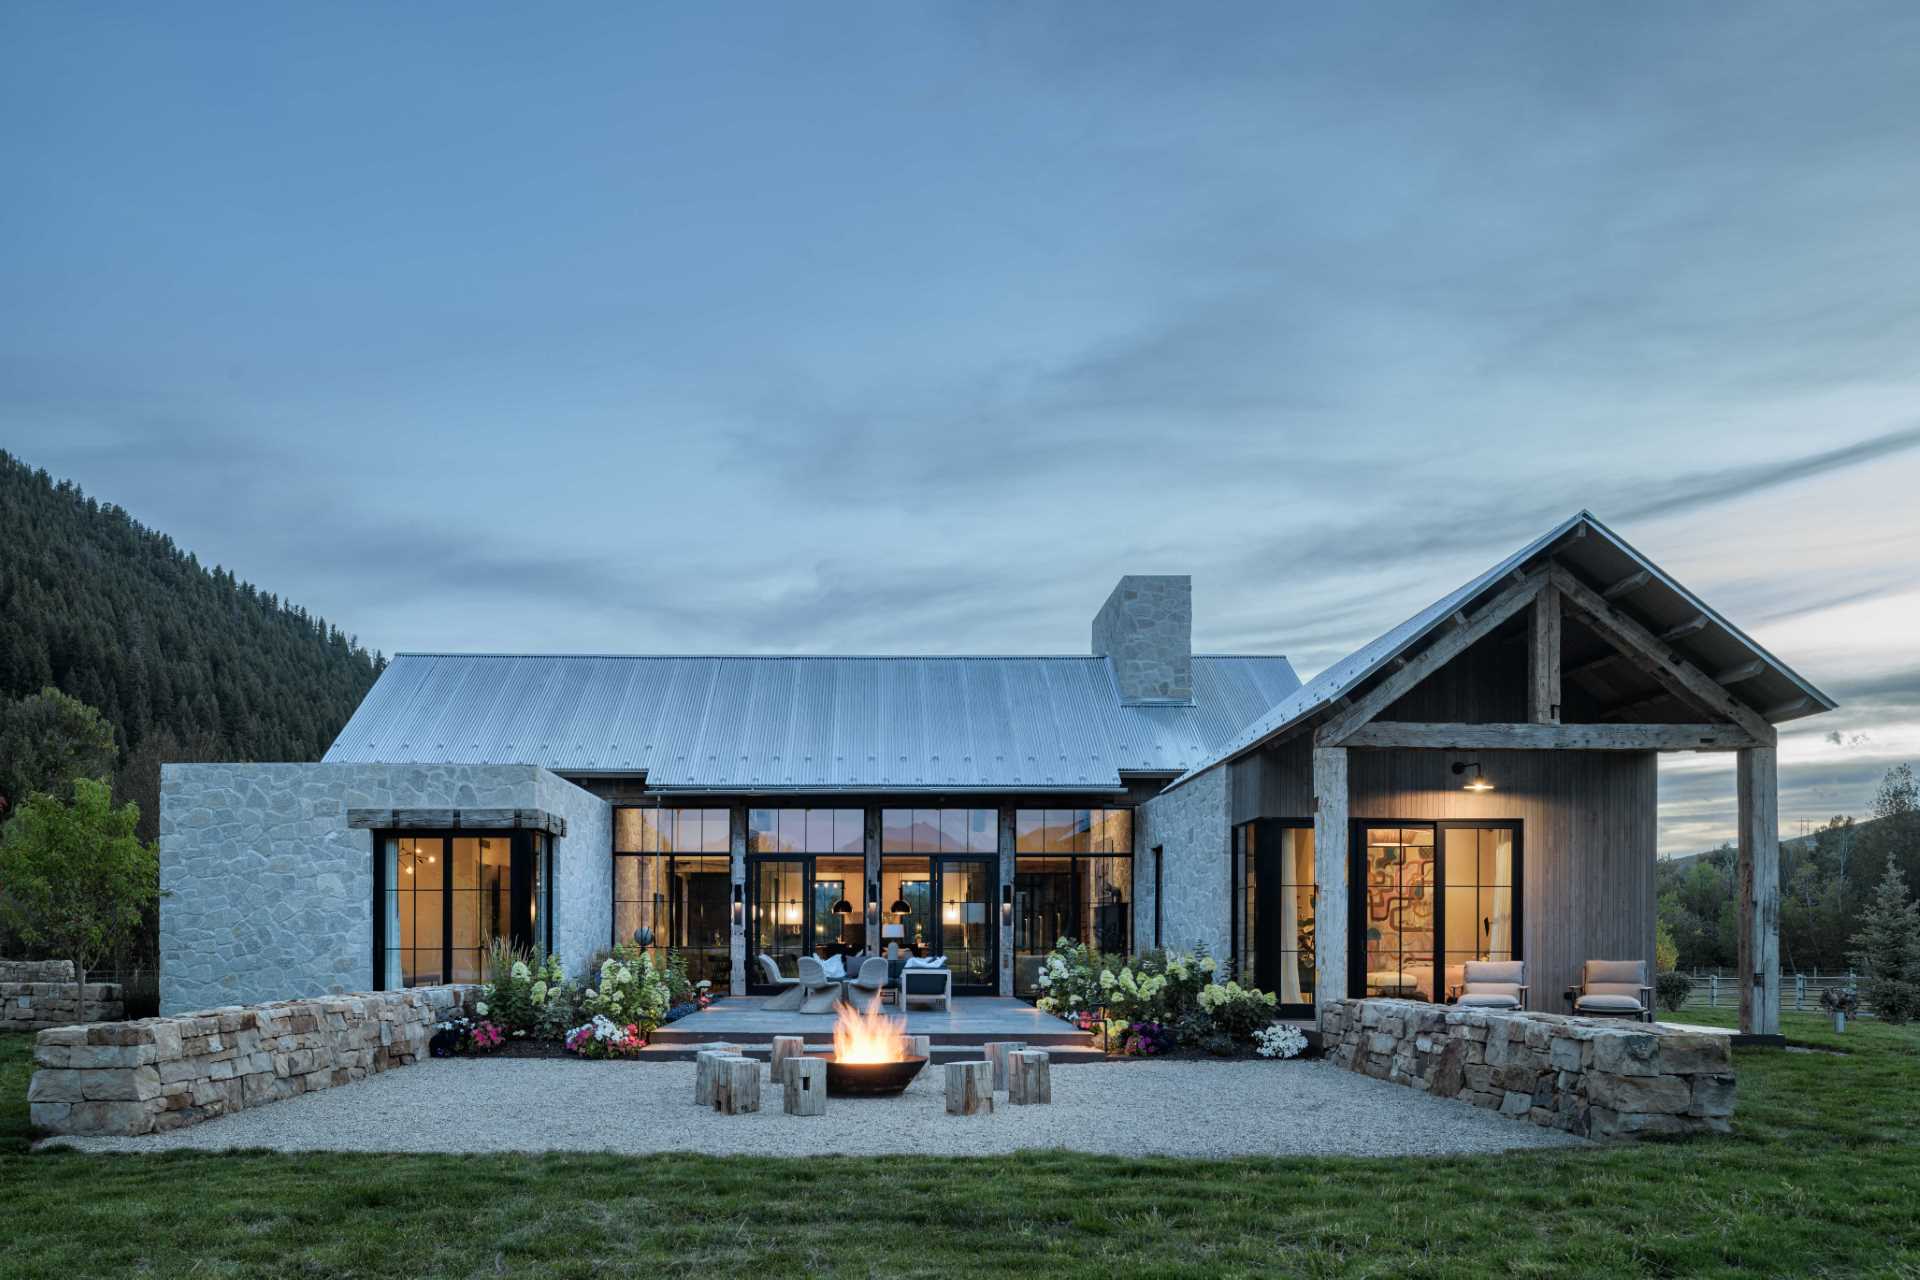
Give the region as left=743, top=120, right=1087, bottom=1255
left=160, top=763, right=610, bottom=1013
left=1138, top=764, right=1231, bottom=961
left=28, top=985, right=477, bottom=1137
left=1321, top=999, right=1735, bottom=1139
left=1, top=960, right=123, bottom=1031
left=1092, top=574, right=1193, bottom=703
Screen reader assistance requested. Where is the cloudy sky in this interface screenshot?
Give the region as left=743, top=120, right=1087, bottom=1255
left=4, top=3, right=1917, bottom=854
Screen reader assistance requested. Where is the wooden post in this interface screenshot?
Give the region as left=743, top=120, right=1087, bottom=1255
left=1007, top=1050, right=1051, bottom=1105
left=770, top=1035, right=806, bottom=1080
left=693, top=1045, right=740, bottom=1106
left=783, top=1056, right=826, bottom=1115
left=984, top=1040, right=1026, bottom=1090
left=1530, top=585, right=1561, bottom=724
left=1312, top=746, right=1349, bottom=1022
left=1737, top=746, right=1781, bottom=1036
left=712, top=1056, right=761, bottom=1114
left=944, top=1061, right=993, bottom=1115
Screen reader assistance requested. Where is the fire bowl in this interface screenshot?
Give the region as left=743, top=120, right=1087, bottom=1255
left=818, top=1054, right=929, bottom=1097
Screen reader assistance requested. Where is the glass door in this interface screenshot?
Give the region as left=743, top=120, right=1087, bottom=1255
left=1345, top=821, right=1522, bottom=1005
left=1354, top=826, right=1438, bottom=1000
left=1245, top=820, right=1316, bottom=1016
left=749, top=858, right=809, bottom=989
left=935, top=856, right=996, bottom=993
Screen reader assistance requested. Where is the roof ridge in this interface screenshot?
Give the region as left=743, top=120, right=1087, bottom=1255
left=387, top=651, right=1291, bottom=661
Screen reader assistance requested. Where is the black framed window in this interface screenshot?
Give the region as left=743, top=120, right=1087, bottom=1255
left=613, top=807, right=731, bottom=989
left=374, top=831, right=548, bottom=990
left=1232, top=819, right=1316, bottom=1015
left=879, top=808, right=999, bottom=993
left=1012, top=807, right=1133, bottom=996
left=1349, top=820, right=1522, bottom=1004
left=745, top=808, right=866, bottom=987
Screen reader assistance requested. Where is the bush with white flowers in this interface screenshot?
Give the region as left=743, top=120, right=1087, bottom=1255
left=1254, top=1023, right=1308, bottom=1060
left=581, top=944, right=671, bottom=1035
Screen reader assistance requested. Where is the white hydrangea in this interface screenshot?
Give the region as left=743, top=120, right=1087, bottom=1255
left=1254, top=1024, right=1308, bottom=1060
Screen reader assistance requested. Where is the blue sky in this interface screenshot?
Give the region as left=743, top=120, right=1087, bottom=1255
left=4, top=3, right=1918, bottom=852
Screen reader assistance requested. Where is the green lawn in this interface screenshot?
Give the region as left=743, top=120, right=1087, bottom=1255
left=3, top=1015, right=1918, bottom=1278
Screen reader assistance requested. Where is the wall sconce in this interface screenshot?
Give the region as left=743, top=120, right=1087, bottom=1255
left=1000, top=883, right=1013, bottom=931
left=865, top=880, right=880, bottom=932
left=1452, top=761, right=1494, bottom=793
left=731, top=883, right=744, bottom=930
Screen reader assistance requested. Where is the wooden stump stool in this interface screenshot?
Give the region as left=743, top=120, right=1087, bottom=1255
left=945, top=1060, right=994, bottom=1116
left=901, top=1034, right=931, bottom=1060
left=770, top=1035, right=806, bottom=1080
left=783, top=1056, right=827, bottom=1116
left=712, top=1056, right=762, bottom=1114
left=984, top=1041, right=1027, bottom=1090
left=1007, top=1050, right=1052, bottom=1105
left=694, top=1046, right=740, bottom=1106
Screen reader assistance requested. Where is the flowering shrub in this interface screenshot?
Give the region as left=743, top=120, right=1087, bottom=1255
left=1198, top=981, right=1278, bottom=1041
left=432, top=1015, right=506, bottom=1055
left=1115, top=1020, right=1176, bottom=1056
left=582, top=944, right=672, bottom=1036
left=1036, top=940, right=1220, bottom=1026
left=1253, top=1023, right=1307, bottom=1060
left=481, top=942, right=581, bottom=1040
left=564, top=1014, right=648, bottom=1059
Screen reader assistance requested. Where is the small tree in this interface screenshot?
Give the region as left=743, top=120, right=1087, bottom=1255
left=1848, top=857, right=1920, bottom=1024
left=0, top=778, right=158, bottom=1017
left=0, top=687, right=117, bottom=824
left=1654, top=919, right=1680, bottom=975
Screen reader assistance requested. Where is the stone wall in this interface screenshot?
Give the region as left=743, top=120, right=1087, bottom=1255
left=1139, top=764, right=1232, bottom=961
left=1321, top=998, right=1735, bottom=1139
left=29, top=985, right=477, bottom=1137
left=1, top=960, right=123, bottom=1030
left=160, top=763, right=610, bottom=1013
left=1092, top=574, right=1192, bottom=704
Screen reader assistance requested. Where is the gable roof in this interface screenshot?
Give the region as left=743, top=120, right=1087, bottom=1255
left=322, top=653, right=1302, bottom=792
left=1167, top=511, right=1836, bottom=789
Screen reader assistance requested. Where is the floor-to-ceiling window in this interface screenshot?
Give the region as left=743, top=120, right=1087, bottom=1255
left=880, top=808, right=997, bottom=992
left=1012, top=807, right=1132, bottom=996
left=613, top=807, right=732, bottom=989
left=745, top=807, right=865, bottom=987
left=377, top=831, right=549, bottom=990
left=1351, top=821, right=1521, bottom=1003
left=1232, top=819, right=1316, bottom=1014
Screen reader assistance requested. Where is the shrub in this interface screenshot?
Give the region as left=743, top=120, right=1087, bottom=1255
left=1850, top=858, right=1920, bottom=1024
left=433, top=1015, right=505, bottom=1055
left=1654, top=970, right=1692, bottom=1012
left=1114, top=1020, right=1175, bottom=1056
left=582, top=944, right=671, bottom=1035
left=1820, top=985, right=1859, bottom=1017
left=1197, top=981, right=1277, bottom=1041
left=1253, top=1023, right=1307, bottom=1060
left=564, top=1014, right=648, bottom=1058
left=479, top=942, right=579, bottom=1040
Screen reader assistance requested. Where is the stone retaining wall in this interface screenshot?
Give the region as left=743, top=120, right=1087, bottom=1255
left=1321, top=998, right=1735, bottom=1139
left=29, top=985, right=477, bottom=1137
left=1, top=960, right=124, bottom=1030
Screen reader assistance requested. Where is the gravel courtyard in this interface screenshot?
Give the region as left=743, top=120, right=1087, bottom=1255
left=50, top=1057, right=1585, bottom=1158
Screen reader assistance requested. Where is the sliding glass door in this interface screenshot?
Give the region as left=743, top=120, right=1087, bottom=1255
left=1349, top=820, right=1521, bottom=1004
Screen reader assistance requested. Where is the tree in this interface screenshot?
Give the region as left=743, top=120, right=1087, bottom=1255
left=1848, top=857, right=1920, bottom=1024
left=0, top=687, right=116, bottom=823
left=1654, top=919, right=1680, bottom=974
left=0, top=778, right=158, bottom=1014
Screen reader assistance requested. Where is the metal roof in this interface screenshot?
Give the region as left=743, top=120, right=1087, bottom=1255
left=1167, top=511, right=1836, bottom=789
left=323, top=653, right=1303, bottom=792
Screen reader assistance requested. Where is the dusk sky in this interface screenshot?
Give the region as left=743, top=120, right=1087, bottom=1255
left=4, top=4, right=1917, bottom=855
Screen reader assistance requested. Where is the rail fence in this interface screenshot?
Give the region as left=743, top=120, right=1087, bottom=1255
left=1679, top=968, right=1869, bottom=1016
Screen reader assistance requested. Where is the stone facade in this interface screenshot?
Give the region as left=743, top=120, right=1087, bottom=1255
left=1092, top=574, right=1192, bottom=704
left=160, top=762, right=610, bottom=1013
left=28, top=985, right=476, bottom=1137
left=1139, top=764, right=1231, bottom=961
left=1321, top=998, right=1735, bottom=1139
left=1, top=960, right=123, bottom=1030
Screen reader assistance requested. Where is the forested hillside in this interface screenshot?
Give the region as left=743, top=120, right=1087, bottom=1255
left=0, top=450, right=383, bottom=835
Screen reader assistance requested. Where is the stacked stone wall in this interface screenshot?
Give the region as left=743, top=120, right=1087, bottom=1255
left=0, top=960, right=124, bottom=1030
left=28, top=985, right=476, bottom=1137
left=1321, top=998, right=1735, bottom=1139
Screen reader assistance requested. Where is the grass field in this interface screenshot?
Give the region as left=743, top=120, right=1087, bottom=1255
left=3, top=1011, right=1918, bottom=1278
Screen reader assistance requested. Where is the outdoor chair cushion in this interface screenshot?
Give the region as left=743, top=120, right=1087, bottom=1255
left=1455, top=992, right=1522, bottom=1009
left=1463, top=960, right=1525, bottom=986
left=1575, top=993, right=1645, bottom=1013
left=1582, top=959, right=1646, bottom=986
left=904, top=955, right=947, bottom=969
left=821, top=954, right=847, bottom=980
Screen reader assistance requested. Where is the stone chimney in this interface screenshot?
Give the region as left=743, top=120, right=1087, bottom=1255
left=1092, top=575, right=1193, bottom=704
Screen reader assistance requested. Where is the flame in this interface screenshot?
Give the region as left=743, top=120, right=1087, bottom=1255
left=833, top=995, right=908, bottom=1063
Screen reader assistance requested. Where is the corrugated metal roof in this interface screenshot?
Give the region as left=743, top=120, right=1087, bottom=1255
left=323, top=654, right=1303, bottom=791
left=1167, top=511, right=1837, bottom=788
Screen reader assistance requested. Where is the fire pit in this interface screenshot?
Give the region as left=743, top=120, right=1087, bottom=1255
left=819, top=994, right=928, bottom=1096
left=820, top=1053, right=929, bottom=1096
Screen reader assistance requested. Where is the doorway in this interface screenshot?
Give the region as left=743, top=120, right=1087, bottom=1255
left=1348, top=820, right=1522, bottom=1003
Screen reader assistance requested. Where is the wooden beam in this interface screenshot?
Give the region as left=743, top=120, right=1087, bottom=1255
left=1529, top=585, right=1562, bottom=725
left=1564, top=651, right=1624, bottom=683
left=1658, top=614, right=1709, bottom=643
left=1737, top=747, right=1781, bottom=1036
left=1765, top=696, right=1814, bottom=719
left=1714, top=659, right=1767, bottom=686
left=1598, top=691, right=1681, bottom=722
left=1547, top=564, right=1776, bottom=745
left=1602, top=569, right=1652, bottom=601
left=1317, top=569, right=1549, bottom=746
left=1337, top=722, right=1764, bottom=751
left=1312, top=747, right=1349, bottom=1022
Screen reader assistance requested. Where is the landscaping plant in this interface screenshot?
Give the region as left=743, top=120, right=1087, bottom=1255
left=582, top=944, right=671, bottom=1036
left=1197, top=980, right=1278, bottom=1042
left=1849, top=857, right=1920, bottom=1023
left=564, top=1013, right=649, bottom=1058
left=478, top=942, right=580, bottom=1039
left=1655, top=970, right=1693, bottom=1012
left=1253, top=1023, right=1308, bottom=1060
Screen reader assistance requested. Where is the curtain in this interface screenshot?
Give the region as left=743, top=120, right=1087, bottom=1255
left=1490, top=831, right=1514, bottom=957
left=382, top=837, right=403, bottom=988
left=1279, top=833, right=1304, bottom=1003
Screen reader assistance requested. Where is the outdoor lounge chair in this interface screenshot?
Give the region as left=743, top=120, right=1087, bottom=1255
left=796, top=955, right=843, bottom=1014
left=1453, top=960, right=1528, bottom=1010
left=758, top=954, right=805, bottom=1011
left=845, top=956, right=891, bottom=1005
left=899, top=960, right=952, bottom=1012
left=1567, top=959, right=1654, bottom=1022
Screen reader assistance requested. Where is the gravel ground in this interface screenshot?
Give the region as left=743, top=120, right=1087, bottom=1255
left=47, top=1058, right=1584, bottom=1158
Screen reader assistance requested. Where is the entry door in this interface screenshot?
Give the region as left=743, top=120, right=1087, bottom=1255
left=749, top=858, right=810, bottom=987
left=1347, top=821, right=1522, bottom=1004
left=934, top=856, right=997, bottom=993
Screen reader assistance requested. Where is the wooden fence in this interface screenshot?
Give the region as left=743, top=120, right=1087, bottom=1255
left=1680, top=969, right=1867, bottom=1015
